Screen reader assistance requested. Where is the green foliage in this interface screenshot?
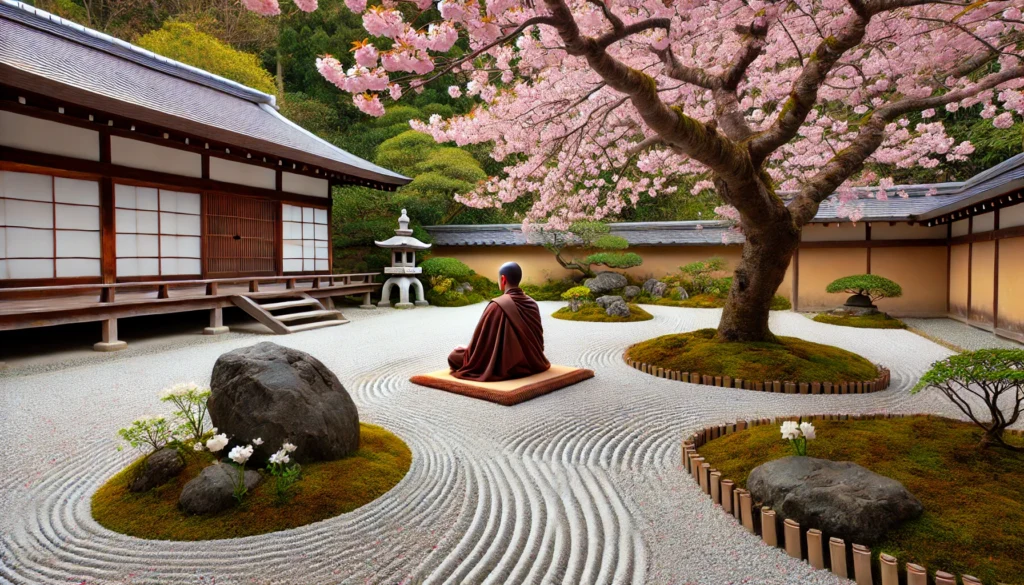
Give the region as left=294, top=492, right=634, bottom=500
left=420, top=257, right=474, bottom=280
left=522, top=278, right=577, bottom=301
left=813, top=312, right=905, bottom=329
left=826, top=274, right=903, bottom=301
left=583, top=251, right=644, bottom=269
left=561, top=286, right=592, bottom=300
left=677, top=257, right=730, bottom=295
left=429, top=275, right=455, bottom=294
left=279, top=92, right=343, bottom=145
left=770, top=295, right=793, bottom=311
left=552, top=303, right=654, bottom=322
left=591, top=235, right=629, bottom=250
left=118, top=415, right=178, bottom=454
left=626, top=328, right=879, bottom=383
left=159, top=383, right=210, bottom=444
left=136, top=22, right=275, bottom=94
left=913, top=350, right=1024, bottom=447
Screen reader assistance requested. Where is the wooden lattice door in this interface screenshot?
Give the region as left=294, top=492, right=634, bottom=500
left=203, top=193, right=277, bottom=277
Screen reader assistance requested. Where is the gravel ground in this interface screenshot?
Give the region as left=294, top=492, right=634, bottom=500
left=0, top=304, right=1007, bottom=585
left=903, top=317, right=1023, bottom=351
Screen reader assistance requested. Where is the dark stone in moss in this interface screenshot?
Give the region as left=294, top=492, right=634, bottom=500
left=129, top=447, right=184, bottom=493
left=179, top=462, right=262, bottom=515
left=748, top=456, right=923, bottom=545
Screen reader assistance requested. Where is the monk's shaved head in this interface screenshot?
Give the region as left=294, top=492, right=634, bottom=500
left=498, top=262, right=523, bottom=287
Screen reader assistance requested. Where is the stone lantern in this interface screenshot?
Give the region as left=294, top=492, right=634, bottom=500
left=375, top=209, right=431, bottom=308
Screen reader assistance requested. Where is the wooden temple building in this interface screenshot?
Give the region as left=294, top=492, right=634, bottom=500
left=0, top=0, right=409, bottom=349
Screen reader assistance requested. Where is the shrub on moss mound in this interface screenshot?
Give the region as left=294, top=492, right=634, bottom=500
left=92, top=423, right=411, bottom=541
left=826, top=274, right=903, bottom=301
left=420, top=257, right=474, bottom=280
left=626, top=328, right=878, bottom=383
left=552, top=303, right=653, bottom=322
left=813, top=312, right=906, bottom=329
left=697, top=416, right=1024, bottom=584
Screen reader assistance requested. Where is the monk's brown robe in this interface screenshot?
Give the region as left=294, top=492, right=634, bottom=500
left=448, top=287, right=551, bottom=382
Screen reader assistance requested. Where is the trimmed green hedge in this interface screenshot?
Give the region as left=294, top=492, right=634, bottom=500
left=826, top=274, right=903, bottom=301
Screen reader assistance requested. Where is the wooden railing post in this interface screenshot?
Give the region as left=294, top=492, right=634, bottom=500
left=206, top=282, right=218, bottom=296
left=158, top=284, right=170, bottom=299
left=249, top=279, right=259, bottom=293
left=100, top=286, right=115, bottom=303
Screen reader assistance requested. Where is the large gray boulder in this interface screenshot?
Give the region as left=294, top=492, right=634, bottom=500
left=129, top=447, right=184, bottom=492
left=748, top=457, right=923, bottom=545
left=209, top=342, right=359, bottom=465
left=623, top=286, right=641, bottom=301
left=642, top=278, right=668, bottom=299
left=584, top=272, right=628, bottom=295
left=179, top=462, right=262, bottom=515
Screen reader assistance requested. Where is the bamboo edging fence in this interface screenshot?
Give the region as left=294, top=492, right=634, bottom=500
left=683, top=412, right=1024, bottom=585
left=623, top=346, right=891, bottom=394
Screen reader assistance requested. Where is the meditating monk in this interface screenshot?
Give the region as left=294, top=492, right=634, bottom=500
left=448, top=262, right=551, bottom=382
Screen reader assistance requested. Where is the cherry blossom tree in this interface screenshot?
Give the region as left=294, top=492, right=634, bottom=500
left=245, top=0, right=1023, bottom=342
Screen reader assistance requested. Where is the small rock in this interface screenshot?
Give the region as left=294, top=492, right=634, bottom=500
left=748, top=456, right=923, bottom=545
left=673, top=287, right=689, bottom=300
left=209, top=342, right=360, bottom=465
left=595, top=295, right=624, bottom=309
left=605, top=299, right=631, bottom=318
left=642, top=278, right=668, bottom=299
left=623, top=286, right=640, bottom=300
left=459, top=282, right=473, bottom=292
left=584, top=272, right=628, bottom=295
left=129, top=447, right=185, bottom=493
left=179, top=462, right=262, bottom=515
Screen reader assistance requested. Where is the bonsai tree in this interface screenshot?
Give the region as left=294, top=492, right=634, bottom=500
left=826, top=275, right=903, bottom=307
left=561, top=286, right=592, bottom=312
left=537, top=221, right=642, bottom=279
left=914, top=349, right=1024, bottom=451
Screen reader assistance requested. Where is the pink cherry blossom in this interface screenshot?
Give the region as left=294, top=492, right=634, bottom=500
left=344, top=0, right=365, bottom=12
left=354, top=43, right=379, bottom=68
left=293, top=0, right=317, bottom=12
left=448, top=86, right=462, bottom=98
left=241, top=0, right=279, bottom=16
left=354, top=93, right=385, bottom=117
left=992, top=112, right=1015, bottom=129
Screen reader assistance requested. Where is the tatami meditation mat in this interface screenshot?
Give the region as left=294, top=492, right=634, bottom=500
left=410, top=365, right=595, bottom=406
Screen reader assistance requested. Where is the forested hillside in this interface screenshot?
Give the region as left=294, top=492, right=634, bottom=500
left=26, top=0, right=1022, bottom=273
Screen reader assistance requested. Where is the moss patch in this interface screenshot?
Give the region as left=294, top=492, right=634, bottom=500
left=646, top=294, right=791, bottom=311
left=697, top=417, right=1024, bottom=584
left=625, top=328, right=878, bottom=383
left=552, top=303, right=653, bottom=323
left=92, top=423, right=411, bottom=541
left=813, top=312, right=906, bottom=329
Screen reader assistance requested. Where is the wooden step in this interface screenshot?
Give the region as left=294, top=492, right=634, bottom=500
left=260, top=298, right=322, bottom=311
left=287, top=320, right=348, bottom=333
left=276, top=309, right=340, bottom=322
left=231, top=295, right=290, bottom=334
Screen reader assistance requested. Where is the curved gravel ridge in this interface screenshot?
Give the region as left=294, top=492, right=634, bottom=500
left=0, top=303, right=992, bottom=584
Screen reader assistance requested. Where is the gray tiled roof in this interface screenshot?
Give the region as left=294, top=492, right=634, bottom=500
left=428, top=154, right=1024, bottom=246
left=0, top=0, right=410, bottom=188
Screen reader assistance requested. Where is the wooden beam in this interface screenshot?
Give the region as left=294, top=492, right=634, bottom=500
left=792, top=248, right=800, bottom=312
left=967, top=216, right=973, bottom=321
left=994, top=208, right=1000, bottom=331
left=949, top=224, right=1024, bottom=245
left=0, top=147, right=330, bottom=206
left=797, top=239, right=947, bottom=249
left=865, top=223, right=872, bottom=274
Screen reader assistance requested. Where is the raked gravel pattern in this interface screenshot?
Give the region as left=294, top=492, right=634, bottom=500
left=0, top=303, right=1003, bottom=585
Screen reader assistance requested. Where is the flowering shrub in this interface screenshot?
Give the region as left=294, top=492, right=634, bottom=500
left=228, top=441, right=257, bottom=504
left=159, top=382, right=211, bottom=444
left=561, top=286, right=592, bottom=312
left=266, top=442, right=302, bottom=504
left=780, top=420, right=816, bottom=456
left=118, top=415, right=178, bottom=454
left=430, top=275, right=455, bottom=295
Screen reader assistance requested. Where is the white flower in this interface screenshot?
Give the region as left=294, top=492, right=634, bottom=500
left=252, top=438, right=264, bottom=446
left=193, top=442, right=205, bottom=452
left=228, top=445, right=253, bottom=465
left=799, top=422, right=816, bottom=440
left=269, top=450, right=290, bottom=465
left=282, top=442, right=297, bottom=453
left=211, top=427, right=218, bottom=434
left=206, top=433, right=229, bottom=453
left=780, top=421, right=801, bottom=441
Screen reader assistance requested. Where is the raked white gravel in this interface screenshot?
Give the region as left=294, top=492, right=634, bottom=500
left=0, top=303, right=989, bottom=584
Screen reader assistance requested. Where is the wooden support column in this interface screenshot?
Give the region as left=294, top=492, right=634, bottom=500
left=203, top=307, right=229, bottom=335
left=945, top=222, right=952, bottom=314
left=994, top=208, right=1000, bottom=330
left=792, top=247, right=800, bottom=312
left=865, top=223, right=872, bottom=274
left=99, top=131, right=116, bottom=285
left=93, top=318, right=128, bottom=351
left=967, top=216, right=973, bottom=320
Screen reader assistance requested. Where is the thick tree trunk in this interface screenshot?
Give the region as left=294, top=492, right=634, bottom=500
left=717, top=222, right=799, bottom=343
